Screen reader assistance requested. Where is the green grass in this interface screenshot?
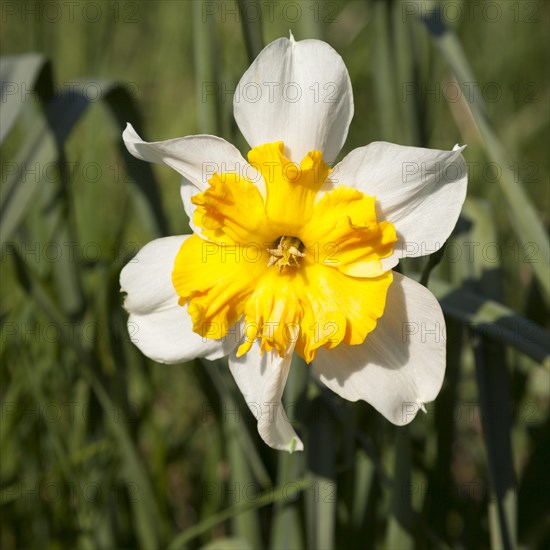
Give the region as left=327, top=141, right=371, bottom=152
left=1, top=1, right=549, bottom=549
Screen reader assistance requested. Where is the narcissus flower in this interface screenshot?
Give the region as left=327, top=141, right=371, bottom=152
left=121, top=35, right=467, bottom=452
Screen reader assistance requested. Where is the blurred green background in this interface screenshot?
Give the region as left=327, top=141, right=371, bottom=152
left=1, top=1, right=549, bottom=549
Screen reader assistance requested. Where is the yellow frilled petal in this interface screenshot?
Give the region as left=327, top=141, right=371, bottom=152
left=296, top=266, right=393, bottom=362
left=238, top=262, right=393, bottom=363
left=299, top=187, right=398, bottom=278
left=247, top=142, right=331, bottom=234
left=172, top=234, right=266, bottom=338
left=237, top=269, right=303, bottom=357
left=191, top=172, right=273, bottom=245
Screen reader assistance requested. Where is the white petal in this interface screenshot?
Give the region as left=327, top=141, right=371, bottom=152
left=234, top=36, right=353, bottom=165
left=127, top=308, right=239, bottom=365
left=327, top=142, right=467, bottom=267
left=120, top=235, right=185, bottom=314
left=313, top=272, right=446, bottom=425
left=229, top=342, right=304, bottom=452
left=123, top=123, right=257, bottom=192
left=120, top=236, right=237, bottom=364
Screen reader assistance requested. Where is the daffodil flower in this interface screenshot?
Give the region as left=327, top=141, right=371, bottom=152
left=120, top=35, right=467, bottom=452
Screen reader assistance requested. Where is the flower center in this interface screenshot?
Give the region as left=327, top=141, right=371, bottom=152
left=267, top=236, right=306, bottom=272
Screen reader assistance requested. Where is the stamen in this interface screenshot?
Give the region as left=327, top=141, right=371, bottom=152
left=267, top=236, right=306, bottom=272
